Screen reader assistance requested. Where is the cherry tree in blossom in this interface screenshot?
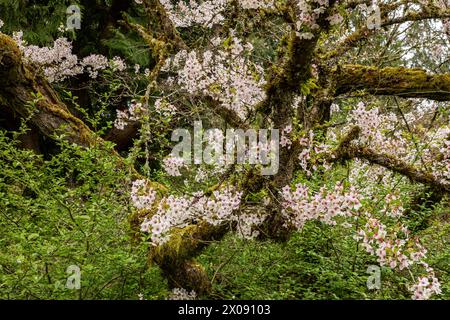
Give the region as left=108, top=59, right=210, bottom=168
left=1, top=0, right=449, bottom=299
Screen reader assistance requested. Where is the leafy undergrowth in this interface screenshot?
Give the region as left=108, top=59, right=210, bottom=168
left=198, top=218, right=449, bottom=300
left=0, top=129, right=448, bottom=300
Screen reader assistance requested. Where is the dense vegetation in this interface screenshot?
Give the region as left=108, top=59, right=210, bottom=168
left=0, top=0, right=449, bottom=300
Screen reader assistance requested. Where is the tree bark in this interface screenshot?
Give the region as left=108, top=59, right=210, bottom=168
left=0, top=34, right=96, bottom=147
left=335, top=64, right=450, bottom=101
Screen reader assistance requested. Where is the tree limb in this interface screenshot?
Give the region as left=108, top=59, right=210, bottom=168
left=0, top=33, right=217, bottom=293
left=332, top=126, right=450, bottom=194
left=335, top=64, right=450, bottom=101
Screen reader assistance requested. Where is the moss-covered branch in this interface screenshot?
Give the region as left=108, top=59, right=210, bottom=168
left=335, top=64, right=450, bottom=101
left=343, top=145, right=449, bottom=194
left=0, top=34, right=96, bottom=147
left=150, top=222, right=230, bottom=294
left=331, top=126, right=450, bottom=194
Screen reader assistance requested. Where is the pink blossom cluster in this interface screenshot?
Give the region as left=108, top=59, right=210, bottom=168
left=403, top=100, right=437, bottom=123
left=280, top=125, right=293, bottom=149
left=343, top=107, right=447, bottom=196
left=114, top=97, right=179, bottom=130
left=114, top=100, right=145, bottom=130
left=356, top=218, right=425, bottom=270
left=425, top=127, right=450, bottom=183
left=410, top=268, right=442, bottom=300
left=330, top=103, right=340, bottom=115
left=14, top=33, right=82, bottom=82
left=348, top=102, right=446, bottom=164
left=233, top=132, right=279, bottom=171
left=13, top=32, right=127, bottom=83
left=163, top=156, right=187, bottom=176
left=162, top=34, right=266, bottom=119
left=239, top=0, right=275, bottom=10
left=298, top=130, right=314, bottom=174
left=205, top=128, right=233, bottom=167
left=356, top=217, right=441, bottom=299
left=133, top=64, right=150, bottom=77
left=154, top=98, right=177, bottom=117
left=159, top=0, right=227, bottom=28
left=297, top=129, right=331, bottom=176
left=347, top=160, right=397, bottom=197
left=139, top=187, right=243, bottom=245
left=348, top=102, right=402, bottom=152
left=110, top=56, right=127, bottom=72
left=235, top=212, right=267, bottom=239
left=346, top=102, right=450, bottom=186
left=294, top=0, right=335, bottom=39
left=140, top=194, right=192, bottom=244
left=326, top=13, right=344, bottom=26
left=439, top=139, right=450, bottom=180
left=143, top=0, right=276, bottom=28
left=281, top=182, right=362, bottom=230
left=167, top=288, right=197, bottom=300
left=282, top=179, right=442, bottom=299
left=380, top=193, right=405, bottom=218
left=81, top=54, right=109, bottom=79
left=131, top=179, right=157, bottom=210
left=444, top=19, right=450, bottom=34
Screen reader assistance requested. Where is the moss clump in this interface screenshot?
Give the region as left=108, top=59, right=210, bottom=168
left=151, top=223, right=228, bottom=264
left=0, top=33, right=22, bottom=64
left=0, top=34, right=23, bottom=83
